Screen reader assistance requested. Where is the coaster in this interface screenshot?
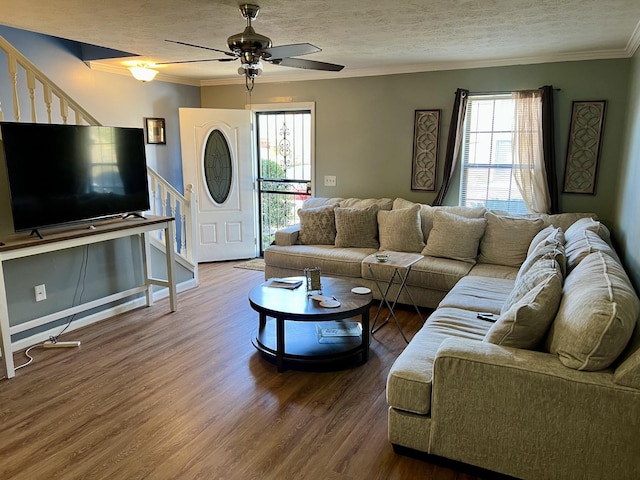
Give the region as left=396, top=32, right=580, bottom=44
left=351, top=287, right=371, bottom=295
left=319, top=299, right=340, bottom=308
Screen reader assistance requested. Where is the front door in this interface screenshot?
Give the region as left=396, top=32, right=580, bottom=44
left=179, top=108, right=256, bottom=262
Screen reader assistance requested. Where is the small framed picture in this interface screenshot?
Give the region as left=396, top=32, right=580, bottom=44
left=144, top=117, right=166, bottom=144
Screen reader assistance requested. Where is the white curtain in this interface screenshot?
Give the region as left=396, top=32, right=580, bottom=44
left=512, top=91, right=551, bottom=214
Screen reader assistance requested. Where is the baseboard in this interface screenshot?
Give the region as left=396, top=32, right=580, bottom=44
left=5, top=278, right=198, bottom=355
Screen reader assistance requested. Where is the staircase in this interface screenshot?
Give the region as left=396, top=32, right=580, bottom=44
left=0, top=35, right=197, bottom=278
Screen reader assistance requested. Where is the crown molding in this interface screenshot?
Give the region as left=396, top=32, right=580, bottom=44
left=90, top=44, right=637, bottom=89
left=199, top=47, right=634, bottom=87
left=626, top=19, right=640, bottom=56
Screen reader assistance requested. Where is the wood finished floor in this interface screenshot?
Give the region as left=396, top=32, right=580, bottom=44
left=0, top=261, right=480, bottom=480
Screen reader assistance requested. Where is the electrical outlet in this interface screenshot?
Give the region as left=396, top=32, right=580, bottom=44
left=324, top=175, right=337, bottom=187
left=34, top=284, right=46, bottom=302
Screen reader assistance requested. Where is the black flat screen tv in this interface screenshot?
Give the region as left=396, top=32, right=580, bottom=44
left=0, top=122, right=150, bottom=233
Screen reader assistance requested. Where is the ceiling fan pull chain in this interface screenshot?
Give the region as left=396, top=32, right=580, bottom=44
left=245, top=73, right=255, bottom=95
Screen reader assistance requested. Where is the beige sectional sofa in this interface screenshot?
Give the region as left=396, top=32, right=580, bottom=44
left=264, top=197, right=640, bottom=479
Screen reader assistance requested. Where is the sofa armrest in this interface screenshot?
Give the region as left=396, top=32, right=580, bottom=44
left=429, top=337, right=640, bottom=480
left=273, top=224, right=300, bottom=246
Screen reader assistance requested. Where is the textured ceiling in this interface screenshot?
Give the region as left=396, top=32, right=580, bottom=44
left=1, top=0, right=639, bottom=86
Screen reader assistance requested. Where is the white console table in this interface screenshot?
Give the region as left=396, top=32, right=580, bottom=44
left=0, top=215, right=177, bottom=379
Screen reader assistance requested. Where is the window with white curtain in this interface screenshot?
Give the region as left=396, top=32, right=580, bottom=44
left=459, top=94, right=528, bottom=214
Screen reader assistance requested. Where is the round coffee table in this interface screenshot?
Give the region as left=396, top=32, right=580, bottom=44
left=249, top=276, right=373, bottom=372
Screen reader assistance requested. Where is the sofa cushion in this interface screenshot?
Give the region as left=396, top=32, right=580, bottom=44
left=405, top=256, right=474, bottom=292
left=264, top=244, right=376, bottom=278
left=297, top=205, right=336, bottom=245
left=546, top=252, right=640, bottom=371
left=478, top=212, right=545, bottom=268
left=422, top=211, right=486, bottom=263
left=387, top=307, right=491, bottom=415
left=378, top=204, right=424, bottom=253
left=613, top=321, right=640, bottom=389
left=340, top=197, right=393, bottom=211
left=565, top=217, right=611, bottom=244
left=565, top=229, right=620, bottom=272
left=302, top=197, right=343, bottom=209
left=467, top=263, right=519, bottom=280
left=334, top=205, right=380, bottom=248
left=485, top=272, right=563, bottom=349
left=437, top=276, right=515, bottom=315
left=521, top=212, right=597, bottom=232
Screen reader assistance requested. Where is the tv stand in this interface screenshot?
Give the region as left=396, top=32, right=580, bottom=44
left=0, top=216, right=177, bottom=380
left=123, top=212, right=147, bottom=220
left=29, top=229, right=43, bottom=240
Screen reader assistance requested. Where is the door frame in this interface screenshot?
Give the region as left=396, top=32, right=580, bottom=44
left=248, top=102, right=316, bottom=254
left=248, top=101, right=316, bottom=198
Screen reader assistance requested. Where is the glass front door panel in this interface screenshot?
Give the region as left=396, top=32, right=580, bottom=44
left=203, top=129, right=232, bottom=204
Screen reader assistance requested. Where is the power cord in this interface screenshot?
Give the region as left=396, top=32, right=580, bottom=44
left=0, top=343, right=45, bottom=378
left=14, top=343, right=43, bottom=371
left=0, top=245, right=89, bottom=379
left=49, top=244, right=89, bottom=343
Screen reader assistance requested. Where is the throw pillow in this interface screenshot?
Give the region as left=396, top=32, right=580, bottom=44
left=519, top=239, right=567, bottom=282
left=485, top=272, right=563, bottom=349
left=546, top=252, right=640, bottom=371
left=565, top=229, right=620, bottom=272
left=478, top=212, right=545, bottom=268
left=297, top=205, right=336, bottom=245
left=334, top=205, right=380, bottom=248
left=527, top=226, right=565, bottom=258
left=504, top=254, right=564, bottom=314
left=377, top=204, right=424, bottom=252
left=392, top=199, right=485, bottom=243
left=422, top=211, right=486, bottom=263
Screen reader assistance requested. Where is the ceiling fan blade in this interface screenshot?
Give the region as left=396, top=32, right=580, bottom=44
left=272, top=57, right=344, bottom=72
left=156, top=58, right=237, bottom=65
left=261, top=43, right=321, bottom=60
left=165, top=39, right=236, bottom=58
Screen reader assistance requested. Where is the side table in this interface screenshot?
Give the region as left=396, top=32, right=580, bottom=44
left=364, top=251, right=423, bottom=343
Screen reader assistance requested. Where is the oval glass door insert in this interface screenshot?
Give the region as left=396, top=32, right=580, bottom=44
left=203, top=129, right=232, bottom=204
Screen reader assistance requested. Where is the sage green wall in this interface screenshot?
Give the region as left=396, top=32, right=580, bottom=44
left=201, top=59, right=630, bottom=228
left=615, top=48, right=640, bottom=291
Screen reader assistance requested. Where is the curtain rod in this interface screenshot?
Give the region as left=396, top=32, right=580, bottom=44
left=469, top=87, right=561, bottom=96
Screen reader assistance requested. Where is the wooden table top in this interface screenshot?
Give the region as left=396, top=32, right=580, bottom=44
left=248, top=276, right=372, bottom=321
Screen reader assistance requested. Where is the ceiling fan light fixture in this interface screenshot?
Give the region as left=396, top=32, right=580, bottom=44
left=129, top=64, right=159, bottom=82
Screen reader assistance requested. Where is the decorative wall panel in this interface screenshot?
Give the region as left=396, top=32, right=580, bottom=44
left=411, top=110, right=440, bottom=191
left=563, top=100, right=606, bottom=194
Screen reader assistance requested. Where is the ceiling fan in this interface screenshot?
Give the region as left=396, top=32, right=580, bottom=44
left=163, top=3, right=344, bottom=92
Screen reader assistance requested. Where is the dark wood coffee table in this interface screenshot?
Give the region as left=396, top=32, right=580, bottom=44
left=249, top=276, right=373, bottom=372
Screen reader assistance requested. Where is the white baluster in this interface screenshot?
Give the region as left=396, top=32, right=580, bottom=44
left=8, top=53, right=20, bottom=121
left=59, top=97, right=68, bottom=124
left=27, top=70, right=36, bottom=122
left=43, top=85, right=52, bottom=123
left=148, top=175, right=158, bottom=216
left=160, top=184, right=168, bottom=217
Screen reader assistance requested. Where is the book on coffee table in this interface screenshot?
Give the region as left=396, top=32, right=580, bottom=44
left=317, top=321, right=362, bottom=343
left=267, top=278, right=303, bottom=289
